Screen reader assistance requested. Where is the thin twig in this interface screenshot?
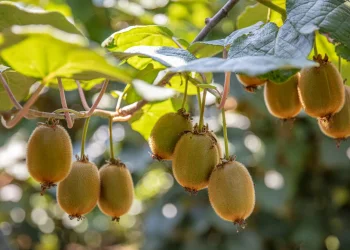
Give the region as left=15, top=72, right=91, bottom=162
left=58, top=77, right=74, bottom=128
left=0, top=73, right=23, bottom=110
left=86, top=79, right=109, bottom=116
left=192, top=0, right=240, bottom=43
left=75, top=80, right=90, bottom=111
left=219, top=48, right=231, bottom=109
left=1, top=84, right=45, bottom=128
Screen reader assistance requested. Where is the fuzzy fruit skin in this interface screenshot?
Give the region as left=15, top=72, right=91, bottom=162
left=172, top=132, right=220, bottom=192
left=298, top=60, right=345, bottom=118
left=208, top=161, right=255, bottom=223
left=57, top=161, right=100, bottom=218
left=264, top=74, right=302, bottom=119
left=237, top=74, right=265, bottom=88
left=319, top=86, right=350, bottom=139
left=98, top=162, right=134, bottom=220
left=27, top=124, right=72, bottom=184
left=149, top=112, right=192, bottom=160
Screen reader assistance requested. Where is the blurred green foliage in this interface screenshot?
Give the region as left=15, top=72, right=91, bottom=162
left=0, top=0, right=350, bottom=250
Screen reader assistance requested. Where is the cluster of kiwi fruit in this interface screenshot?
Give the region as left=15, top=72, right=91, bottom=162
left=238, top=54, right=350, bottom=142
left=26, top=119, right=134, bottom=222
left=149, top=109, right=255, bottom=226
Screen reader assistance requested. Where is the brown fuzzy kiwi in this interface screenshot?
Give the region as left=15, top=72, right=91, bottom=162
left=98, top=160, right=134, bottom=222
left=149, top=109, right=192, bottom=160
left=57, top=159, right=100, bottom=220
left=237, top=74, right=266, bottom=92
left=208, top=159, right=255, bottom=226
left=27, top=121, right=72, bottom=194
left=298, top=54, right=345, bottom=118
left=172, top=125, right=220, bottom=194
left=264, top=74, right=302, bottom=119
left=319, top=85, right=350, bottom=140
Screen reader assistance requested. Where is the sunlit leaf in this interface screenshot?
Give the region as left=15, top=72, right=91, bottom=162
left=0, top=67, right=37, bottom=111
left=102, top=25, right=182, bottom=51
left=0, top=1, right=81, bottom=34
left=0, top=25, right=134, bottom=87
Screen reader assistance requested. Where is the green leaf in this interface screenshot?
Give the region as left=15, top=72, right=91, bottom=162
left=229, top=21, right=314, bottom=59
left=0, top=68, right=37, bottom=111
left=112, top=46, right=197, bottom=70
left=287, top=0, right=350, bottom=53
left=168, top=56, right=318, bottom=80
left=0, top=25, right=134, bottom=87
left=188, top=22, right=264, bottom=58
left=102, top=25, right=182, bottom=52
left=132, top=79, right=177, bottom=102
left=336, top=44, right=350, bottom=61
left=129, top=99, right=177, bottom=140
left=237, top=3, right=268, bottom=29
left=227, top=21, right=314, bottom=82
left=0, top=1, right=81, bottom=35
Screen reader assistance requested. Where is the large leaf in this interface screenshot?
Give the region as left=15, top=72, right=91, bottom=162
left=169, top=56, right=318, bottom=76
left=0, top=1, right=81, bottom=34
left=112, top=46, right=197, bottom=70
left=287, top=0, right=350, bottom=58
left=0, top=25, right=134, bottom=86
left=129, top=99, right=177, bottom=140
left=228, top=21, right=314, bottom=82
left=188, top=22, right=264, bottom=58
left=0, top=68, right=37, bottom=111
left=102, top=25, right=182, bottom=52
left=229, top=21, right=314, bottom=59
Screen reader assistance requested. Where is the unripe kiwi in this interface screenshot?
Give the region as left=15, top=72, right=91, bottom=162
left=98, top=160, right=134, bottom=222
left=298, top=54, right=345, bottom=118
left=57, top=160, right=100, bottom=220
left=149, top=109, right=192, bottom=160
left=319, top=85, right=350, bottom=139
left=172, top=128, right=220, bottom=193
left=237, top=74, right=265, bottom=92
left=264, top=74, right=302, bottom=119
left=27, top=122, right=72, bottom=194
left=208, top=160, right=255, bottom=226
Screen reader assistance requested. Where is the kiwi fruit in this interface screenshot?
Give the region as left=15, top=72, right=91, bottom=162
left=298, top=54, right=345, bottom=118
left=237, top=74, right=266, bottom=92
left=319, top=85, right=350, bottom=139
left=208, top=159, right=255, bottom=226
left=264, top=74, right=302, bottom=119
left=57, top=159, right=100, bottom=220
left=27, top=121, right=72, bottom=194
left=98, top=160, right=134, bottom=222
left=172, top=125, right=220, bottom=194
left=149, top=109, right=192, bottom=160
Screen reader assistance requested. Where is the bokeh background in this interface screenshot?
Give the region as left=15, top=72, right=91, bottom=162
left=0, top=0, right=350, bottom=249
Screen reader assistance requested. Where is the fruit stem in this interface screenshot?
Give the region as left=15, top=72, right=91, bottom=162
left=199, top=89, right=207, bottom=131
left=181, top=76, right=189, bottom=110
left=196, top=86, right=202, bottom=112
left=313, top=34, right=318, bottom=56
left=267, top=8, right=271, bottom=22
left=221, top=108, right=229, bottom=160
left=338, top=55, right=342, bottom=75
left=80, top=117, right=90, bottom=159
left=256, top=0, right=286, bottom=21
left=109, top=117, right=115, bottom=160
